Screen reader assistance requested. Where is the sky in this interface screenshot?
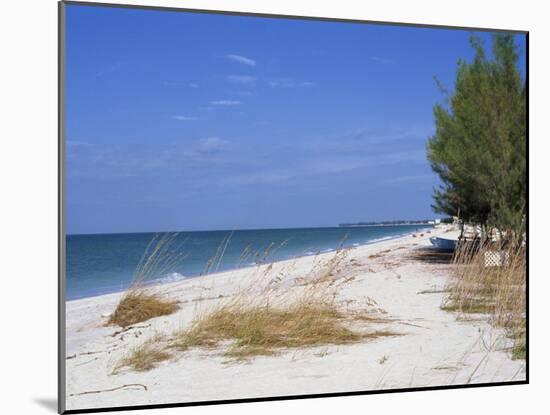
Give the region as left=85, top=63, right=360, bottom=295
left=65, top=4, right=526, bottom=234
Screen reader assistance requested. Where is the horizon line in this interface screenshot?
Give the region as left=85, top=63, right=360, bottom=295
left=66, top=220, right=440, bottom=236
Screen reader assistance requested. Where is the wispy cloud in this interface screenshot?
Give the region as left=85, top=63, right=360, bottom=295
left=226, top=54, right=256, bottom=66
left=385, top=174, right=434, bottom=184
left=224, top=172, right=290, bottom=186
left=227, top=75, right=256, bottom=84
left=197, top=137, right=228, bottom=154
left=66, top=136, right=232, bottom=179
left=211, top=100, right=241, bottom=106
left=370, top=56, right=394, bottom=64
left=172, top=115, right=199, bottom=121
left=340, top=124, right=433, bottom=145
left=268, top=78, right=315, bottom=88
left=163, top=82, right=200, bottom=88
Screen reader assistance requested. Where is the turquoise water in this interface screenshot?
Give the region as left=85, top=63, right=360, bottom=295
left=66, top=225, right=432, bottom=300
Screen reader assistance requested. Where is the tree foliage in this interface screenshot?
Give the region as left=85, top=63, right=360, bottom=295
left=427, top=34, right=526, bottom=233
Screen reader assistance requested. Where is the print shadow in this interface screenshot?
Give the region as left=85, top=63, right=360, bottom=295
left=34, top=398, right=57, bottom=413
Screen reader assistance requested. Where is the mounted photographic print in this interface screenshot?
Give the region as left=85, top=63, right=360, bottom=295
left=59, top=1, right=528, bottom=413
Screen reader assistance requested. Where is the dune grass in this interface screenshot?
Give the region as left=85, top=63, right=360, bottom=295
left=108, top=290, right=179, bottom=327
left=172, top=249, right=398, bottom=360
left=108, top=233, right=184, bottom=327
left=114, top=337, right=173, bottom=372
left=174, top=299, right=363, bottom=359
left=442, top=239, right=526, bottom=359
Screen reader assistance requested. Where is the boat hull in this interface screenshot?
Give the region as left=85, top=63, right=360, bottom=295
left=430, top=236, right=457, bottom=251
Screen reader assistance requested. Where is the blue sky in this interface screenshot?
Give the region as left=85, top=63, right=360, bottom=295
left=65, top=4, right=526, bottom=234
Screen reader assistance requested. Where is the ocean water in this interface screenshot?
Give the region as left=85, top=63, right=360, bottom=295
left=66, top=225, right=432, bottom=301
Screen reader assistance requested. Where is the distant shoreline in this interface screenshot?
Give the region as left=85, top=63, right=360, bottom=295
left=67, top=223, right=433, bottom=237
left=339, top=222, right=436, bottom=228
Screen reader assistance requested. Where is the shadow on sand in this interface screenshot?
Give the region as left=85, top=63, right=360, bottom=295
left=408, top=247, right=454, bottom=265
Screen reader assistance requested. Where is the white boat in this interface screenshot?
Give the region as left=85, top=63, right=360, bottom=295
left=429, top=236, right=457, bottom=251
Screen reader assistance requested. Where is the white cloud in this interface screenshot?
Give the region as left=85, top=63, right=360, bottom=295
left=226, top=54, right=256, bottom=66
left=227, top=75, right=256, bottom=84
left=163, top=81, right=200, bottom=88
left=210, top=100, right=241, bottom=106
left=268, top=78, right=315, bottom=88
left=197, top=137, right=228, bottom=153
left=172, top=115, right=199, bottom=121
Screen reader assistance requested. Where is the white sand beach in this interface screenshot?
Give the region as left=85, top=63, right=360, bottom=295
left=65, top=226, right=526, bottom=411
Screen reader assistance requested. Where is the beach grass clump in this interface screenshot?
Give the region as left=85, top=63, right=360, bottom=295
left=172, top=252, right=397, bottom=360
left=442, top=239, right=526, bottom=359
left=170, top=247, right=400, bottom=360
left=174, top=298, right=363, bottom=359
left=114, top=338, right=173, bottom=372
left=108, top=290, right=179, bottom=327
left=108, top=233, right=185, bottom=327
left=175, top=249, right=372, bottom=360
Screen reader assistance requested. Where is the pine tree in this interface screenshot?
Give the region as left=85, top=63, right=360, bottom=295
left=427, top=34, right=526, bottom=234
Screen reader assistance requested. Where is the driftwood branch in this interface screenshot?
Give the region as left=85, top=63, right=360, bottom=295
left=68, top=383, right=148, bottom=397
left=111, top=324, right=151, bottom=338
